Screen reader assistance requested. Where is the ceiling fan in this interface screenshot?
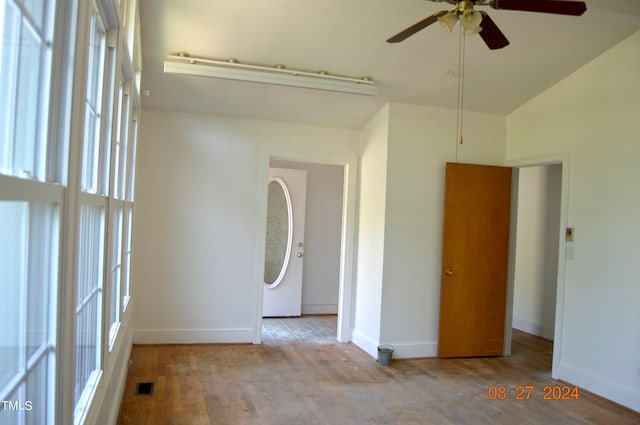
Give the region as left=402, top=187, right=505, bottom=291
left=387, top=0, right=587, bottom=49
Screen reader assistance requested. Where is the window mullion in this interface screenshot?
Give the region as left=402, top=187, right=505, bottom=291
left=0, top=1, right=18, bottom=172
left=75, top=286, right=102, bottom=316
left=85, top=103, right=100, bottom=120
left=9, top=14, right=23, bottom=175
left=18, top=203, right=29, bottom=379
left=10, top=0, right=52, bottom=45
left=25, top=343, right=52, bottom=375
left=36, top=22, right=54, bottom=181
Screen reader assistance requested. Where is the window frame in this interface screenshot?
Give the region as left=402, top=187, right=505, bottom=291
left=1, top=0, right=142, bottom=423
left=0, top=0, right=56, bottom=182
left=73, top=1, right=123, bottom=423
left=106, top=201, right=124, bottom=350
left=73, top=197, right=107, bottom=424
left=0, top=198, right=60, bottom=424
left=0, top=1, right=63, bottom=423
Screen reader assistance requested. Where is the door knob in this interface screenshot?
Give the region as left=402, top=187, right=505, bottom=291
left=297, top=252, right=303, bottom=258
left=443, top=267, right=454, bottom=276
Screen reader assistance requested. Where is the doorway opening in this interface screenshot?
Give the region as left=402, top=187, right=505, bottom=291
left=262, top=315, right=338, bottom=342
left=261, top=159, right=345, bottom=342
left=507, top=160, right=566, bottom=380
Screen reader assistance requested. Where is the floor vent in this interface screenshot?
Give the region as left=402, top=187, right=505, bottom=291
left=135, top=382, right=154, bottom=395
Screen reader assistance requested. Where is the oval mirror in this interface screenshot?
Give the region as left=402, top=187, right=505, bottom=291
left=264, top=177, right=293, bottom=288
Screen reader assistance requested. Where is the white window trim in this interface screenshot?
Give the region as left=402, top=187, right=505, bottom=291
left=73, top=369, right=102, bottom=425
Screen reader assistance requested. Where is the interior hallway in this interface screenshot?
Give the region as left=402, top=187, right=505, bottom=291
left=116, top=330, right=639, bottom=424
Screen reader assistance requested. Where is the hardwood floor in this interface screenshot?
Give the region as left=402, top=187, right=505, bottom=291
left=116, top=331, right=639, bottom=425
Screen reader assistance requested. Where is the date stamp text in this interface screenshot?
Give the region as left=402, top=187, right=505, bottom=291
left=487, top=385, right=580, bottom=401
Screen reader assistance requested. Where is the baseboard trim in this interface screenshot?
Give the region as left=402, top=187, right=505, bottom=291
left=513, top=319, right=555, bottom=340
left=556, top=362, right=640, bottom=413
left=351, top=329, right=379, bottom=359
left=351, top=330, right=439, bottom=360
left=133, top=328, right=254, bottom=344
left=391, top=341, right=438, bottom=359
left=301, top=304, right=338, bottom=315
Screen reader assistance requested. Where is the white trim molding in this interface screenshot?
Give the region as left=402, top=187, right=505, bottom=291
left=133, top=328, right=255, bottom=344
left=503, top=152, right=571, bottom=381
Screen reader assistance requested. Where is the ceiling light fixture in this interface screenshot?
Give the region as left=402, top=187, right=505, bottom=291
left=437, top=1, right=483, bottom=36
left=461, top=10, right=483, bottom=34
left=438, top=11, right=459, bottom=32
left=164, top=53, right=378, bottom=96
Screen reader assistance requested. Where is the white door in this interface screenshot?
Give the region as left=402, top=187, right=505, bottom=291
left=263, top=167, right=307, bottom=317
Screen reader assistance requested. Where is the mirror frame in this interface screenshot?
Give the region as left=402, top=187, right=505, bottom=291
left=264, top=177, right=293, bottom=288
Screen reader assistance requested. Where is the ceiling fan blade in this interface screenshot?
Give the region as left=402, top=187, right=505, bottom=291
left=478, top=12, right=510, bottom=50
left=387, top=11, right=448, bottom=43
left=490, top=0, right=586, bottom=16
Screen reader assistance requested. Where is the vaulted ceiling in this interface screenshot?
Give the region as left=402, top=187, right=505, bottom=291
left=139, top=0, right=640, bottom=129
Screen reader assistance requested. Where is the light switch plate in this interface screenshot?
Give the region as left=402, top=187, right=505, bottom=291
left=566, top=243, right=575, bottom=260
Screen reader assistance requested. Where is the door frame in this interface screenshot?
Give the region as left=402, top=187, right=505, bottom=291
left=504, top=152, right=571, bottom=380
left=253, top=149, right=358, bottom=344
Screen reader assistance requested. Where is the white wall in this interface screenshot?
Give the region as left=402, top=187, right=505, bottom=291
left=270, top=160, right=344, bottom=315
left=378, top=103, right=506, bottom=358
left=512, top=165, right=561, bottom=340
left=352, top=105, right=389, bottom=355
left=132, top=110, right=357, bottom=343
left=506, top=31, right=640, bottom=412
left=353, top=102, right=506, bottom=358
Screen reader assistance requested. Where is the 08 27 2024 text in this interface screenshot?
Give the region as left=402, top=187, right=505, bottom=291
left=487, top=385, right=580, bottom=401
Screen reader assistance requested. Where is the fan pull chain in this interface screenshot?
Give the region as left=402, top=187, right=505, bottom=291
left=455, top=22, right=467, bottom=163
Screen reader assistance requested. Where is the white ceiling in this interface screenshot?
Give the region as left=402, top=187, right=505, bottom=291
left=139, top=0, right=640, bottom=129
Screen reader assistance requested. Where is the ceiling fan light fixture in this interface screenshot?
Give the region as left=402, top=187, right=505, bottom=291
left=438, top=11, right=458, bottom=32
left=464, top=26, right=482, bottom=36
left=460, top=10, right=483, bottom=30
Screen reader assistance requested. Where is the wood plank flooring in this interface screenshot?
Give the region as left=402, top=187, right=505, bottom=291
left=116, top=330, right=639, bottom=425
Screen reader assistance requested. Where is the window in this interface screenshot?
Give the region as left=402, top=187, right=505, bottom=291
left=74, top=5, right=113, bottom=423
left=113, top=79, right=130, bottom=200
left=1, top=0, right=141, bottom=422
left=124, top=0, right=137, bottom=62
left=80, top=10, right=107, bottom=193
left=0, top=201, right=58, bottom=425
left=122, top=205, right=133, bottom=310
left=108, top=205, right=123, bottom=348
left=74, top=204, right=104, bottom=422
left=126, top=112, right=138, bottom=201
left=0, top=1, right=59, bottom=424
left=0, top=0, right=55, bottom=181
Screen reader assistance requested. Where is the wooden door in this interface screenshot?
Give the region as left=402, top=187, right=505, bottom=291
left=438, top=162, right=512, bottom=358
